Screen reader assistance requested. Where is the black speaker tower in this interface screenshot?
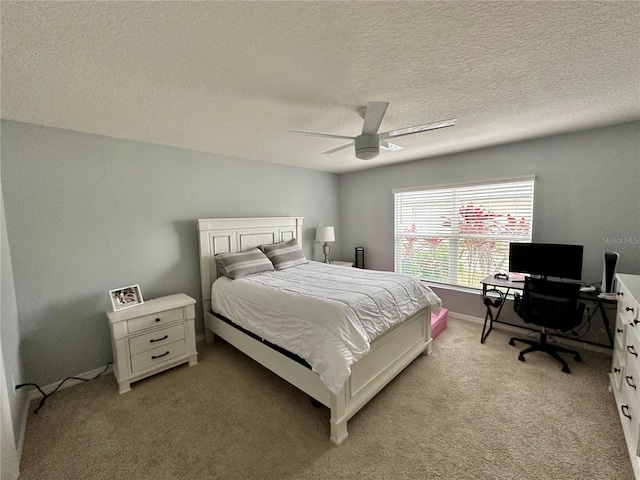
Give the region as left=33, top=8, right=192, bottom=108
left=355, top=247, right=364, bottom=269
left=602, top=251, right=619, bottom=293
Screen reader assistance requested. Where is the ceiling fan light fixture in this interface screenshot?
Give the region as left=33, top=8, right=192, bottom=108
left=355, top=134, right=380, bottom=160
left=289, top=102, right=456, bottom=161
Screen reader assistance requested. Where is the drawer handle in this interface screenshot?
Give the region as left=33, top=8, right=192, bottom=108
left=614, top=367, right=621, bottom=373
left=627, top=345, right=638, bottom=357
left=150, top=335, right=168, bottom=343
left=626, top=376, right=637, bottom=389
left=627, top=307, right=636, bottom=313
left=155, top=318, right=161, bottom=323
left=617, top=328, right=624, bottom=334
left=630, top=322, right=636, bottom=328
left=618, top=291, right=624, bottom=296
left=151, top=351, right=170, bottom=360
left=622, top=405, right=632, bottom=420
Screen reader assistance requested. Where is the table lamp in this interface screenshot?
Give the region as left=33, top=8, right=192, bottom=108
left=316, top=226, right=335, bottom=263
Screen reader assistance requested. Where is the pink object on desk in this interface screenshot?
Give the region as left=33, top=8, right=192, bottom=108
left=431, top=308, right=449, bottom=339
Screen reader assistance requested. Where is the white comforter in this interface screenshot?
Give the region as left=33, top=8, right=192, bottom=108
left=211, top=261, right=441, bottom=394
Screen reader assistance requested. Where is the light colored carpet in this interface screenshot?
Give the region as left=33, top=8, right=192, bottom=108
left=19, top=319, right=633, bottom=479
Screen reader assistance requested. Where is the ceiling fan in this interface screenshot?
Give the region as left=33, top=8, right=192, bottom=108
left=290, top=102, right=456, bottom=160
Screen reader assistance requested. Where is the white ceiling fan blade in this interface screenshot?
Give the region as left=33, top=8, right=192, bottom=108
left=361, top=101, right=389, bottom=135
left=380, top=119, right=457, bottom=140
left=322, top=143, right=354, bottom=155
left=380, top=140, right=404, bottom=152
left=289, top=130, right=355, bottom=141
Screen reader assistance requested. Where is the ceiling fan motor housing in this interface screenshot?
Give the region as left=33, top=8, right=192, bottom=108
left=355, top=134, right=380, bottom=160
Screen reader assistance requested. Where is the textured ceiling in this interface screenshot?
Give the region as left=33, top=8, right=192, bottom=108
left=2, top=2, right=639, bottom=173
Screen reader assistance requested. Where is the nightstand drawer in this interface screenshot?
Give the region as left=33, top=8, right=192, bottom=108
left=129, top=324, right=185, bottom=355
left=131, top=339, right=186, bottom=373
left=127, top=307, right=184, bottom=333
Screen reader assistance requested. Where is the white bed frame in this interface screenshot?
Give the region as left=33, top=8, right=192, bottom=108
left=197, top=217, right=432, bottom=444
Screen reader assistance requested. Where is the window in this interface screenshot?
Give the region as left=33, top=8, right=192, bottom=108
left=394, top=176, right=535, bottom=289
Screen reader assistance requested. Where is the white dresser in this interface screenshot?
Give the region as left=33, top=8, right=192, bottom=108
left=107, top=293, right=198, bottom=393
left=610, top=274, right=640, bottom=478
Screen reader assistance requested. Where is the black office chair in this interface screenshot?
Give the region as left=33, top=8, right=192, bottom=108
left=509, top=277, right=585, bottom=373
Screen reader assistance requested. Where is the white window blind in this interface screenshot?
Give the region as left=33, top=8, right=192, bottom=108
left=394, top=176, right=535, bottom=289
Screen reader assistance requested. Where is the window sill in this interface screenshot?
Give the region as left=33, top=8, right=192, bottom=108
left=421, top=280, right=516, bottom=300
left=420, top=280, right=481, bottom=296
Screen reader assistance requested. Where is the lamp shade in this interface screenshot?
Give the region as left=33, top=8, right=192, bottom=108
left=315, top=226, right=335, bottom=242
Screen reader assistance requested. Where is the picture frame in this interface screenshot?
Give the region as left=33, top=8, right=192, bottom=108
left=109, top=284, right=144, bottom=311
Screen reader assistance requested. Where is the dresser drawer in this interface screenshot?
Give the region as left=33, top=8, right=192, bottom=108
left=619, top=282, right=639, bottom=326
left=616, top=313, right=628, bottom=352
left=129, top=324, right=185, bottom=355
left=624, top=361, right=640, bottom=413
left=612, top=350, right=626, bottom=393
left=127, top=307, right=185, bottom=333
left=625, top=327, right=640, bottom=412
left=619, top=394, right=640, bottom=460
left=130, top=339, right=186, bottom=373
left=625, top=332, right=640, bottom=374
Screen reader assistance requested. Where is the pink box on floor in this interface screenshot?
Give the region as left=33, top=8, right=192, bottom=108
left=431, top=308, right=448, bottom=339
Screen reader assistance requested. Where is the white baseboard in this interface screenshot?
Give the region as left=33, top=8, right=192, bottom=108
left=447, top=311, right=612, bottom=355
left=32, top=364, right=115, bottom=399
left=16, top=363, right=114, bottom=463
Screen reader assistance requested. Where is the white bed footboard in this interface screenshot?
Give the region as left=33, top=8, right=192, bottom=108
left=197, top=217, right=433, bottom=444
left=328, top=306, right=431, bottom=443
left=204, top=306, right=431, bottom=444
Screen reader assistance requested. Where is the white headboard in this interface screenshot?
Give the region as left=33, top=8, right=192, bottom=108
left=197, top=217, right=304, bottom=316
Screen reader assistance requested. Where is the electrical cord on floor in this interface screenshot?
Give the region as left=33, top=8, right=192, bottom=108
left=15, top=362, right=112, bottom=414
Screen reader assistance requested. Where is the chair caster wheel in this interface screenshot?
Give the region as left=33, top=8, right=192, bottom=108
left=562, top=366, right=571, bottom=374
left=575, top=355, right=582, bottom=362
left=518, top=354, right=525, bottom=362
left=509, top=339, right=515, bottom=346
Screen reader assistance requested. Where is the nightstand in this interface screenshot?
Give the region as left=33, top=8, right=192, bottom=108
left=106, top=293, right=198, bottom=394
left=331, top=261, right=353, bottom=267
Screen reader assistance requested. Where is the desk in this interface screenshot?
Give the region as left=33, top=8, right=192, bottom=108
left=480, top=276, right=616, bottom=347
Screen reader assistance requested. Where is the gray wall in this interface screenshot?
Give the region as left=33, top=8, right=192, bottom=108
left=338, top=122, right=640, bottom=344
left=1, top=120, right=339, bottom=386
left=2, top=119, right=639, bottom=392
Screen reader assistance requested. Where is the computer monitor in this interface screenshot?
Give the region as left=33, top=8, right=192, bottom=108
left=508, top=243, right=584, bottom=281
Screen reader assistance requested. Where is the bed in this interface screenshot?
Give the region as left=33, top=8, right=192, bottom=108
left=197, top=217, right=440, bottom=444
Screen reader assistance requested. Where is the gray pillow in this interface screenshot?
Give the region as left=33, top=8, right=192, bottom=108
left=215, top=248, right=274, bottom=279
left=261, top=239, right=308, bottom=270
left=214, top=256, right=228, bottom=278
